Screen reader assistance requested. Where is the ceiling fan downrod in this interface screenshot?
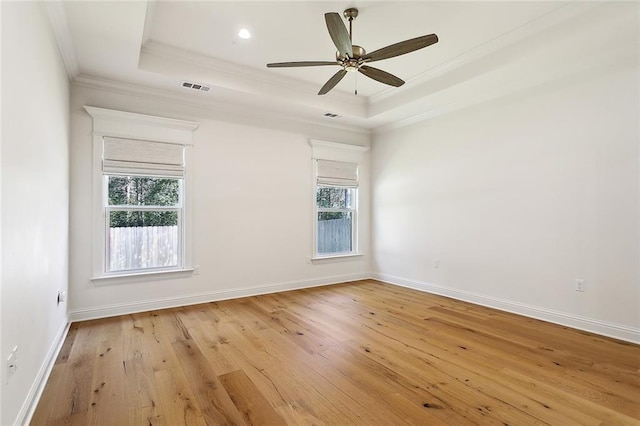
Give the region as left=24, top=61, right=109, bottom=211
left=343, top=8, right=358, bottom=43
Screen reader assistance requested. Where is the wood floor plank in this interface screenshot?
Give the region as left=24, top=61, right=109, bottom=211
left=316, top=346, right=457, bottom=425
left=420, top=315, right=640, bottom=417
left=218, top=320, right=355, bottom=423
left=29, top=363, right=68, bottom=425
left=219, top=370, right=286, bottom=425
left=243, top=299, right=342, bottom=354
left=171, top=339, right=247, bottom=425
left=188, top=323, right=240, bottom=376
left=86, top=323, right=129, bottom=426
left=55, top=322, right=79, bottom=365
left=154, top=367, right=208, bottom=426
left=255, top=327, right=418, bottom=425
left=274, top=399, right=329, bottom=425
left=32, top=280, right=640, bottom=425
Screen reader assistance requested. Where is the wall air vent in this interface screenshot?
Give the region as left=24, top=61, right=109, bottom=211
left=324, top=112, right=340, bottom=118
left=182, top=81, right=211, bottom=92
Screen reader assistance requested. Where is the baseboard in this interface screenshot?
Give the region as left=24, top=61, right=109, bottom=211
left=17, top=320, right=71, bottom=425
left=69, top=273, right=370, bottom=322
left=372, top=273, right=640, bottom=345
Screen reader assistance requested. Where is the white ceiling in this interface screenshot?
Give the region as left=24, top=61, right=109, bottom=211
left=51, top=1, right=621, bottom=131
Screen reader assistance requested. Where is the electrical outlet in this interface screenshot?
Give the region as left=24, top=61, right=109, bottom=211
left=57, top=290, right=65, bottom=304
left=434, top=259, right=440, bottom=269
left=575, top=279, right=585, bottom=292
left=193, top=265, right=201, bottom=275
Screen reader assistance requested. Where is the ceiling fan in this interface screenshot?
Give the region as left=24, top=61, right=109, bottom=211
left=266, top=8, right=438, bottom=95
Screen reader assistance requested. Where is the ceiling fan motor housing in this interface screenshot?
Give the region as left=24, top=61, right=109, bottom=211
left=337, top=45, right=366, bottom=71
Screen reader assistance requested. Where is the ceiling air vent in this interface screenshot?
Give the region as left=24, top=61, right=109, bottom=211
left=324, top=112, right=340, bottom=118
left=182, top=81, right=211, bottom=92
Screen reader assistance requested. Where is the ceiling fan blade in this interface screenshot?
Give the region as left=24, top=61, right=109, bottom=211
left=325, top=12, right=352, bottom=58
left=359, top=65, right=405, bottom=87
left=363, top=34, right=438, bottom=62
left=318, top=69, right=347, bottom=95
left=267, top=61, right=338, bottom=68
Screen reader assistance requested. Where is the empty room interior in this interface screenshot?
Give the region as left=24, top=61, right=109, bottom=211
left=1, top=1, right=639, bottom=425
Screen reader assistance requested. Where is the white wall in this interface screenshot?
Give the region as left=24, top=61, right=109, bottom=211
left=372, top=3, right=639, bottom=342
left=1, top=2, right=70, bottom=424
left=68, top=84, right=371, bottom=319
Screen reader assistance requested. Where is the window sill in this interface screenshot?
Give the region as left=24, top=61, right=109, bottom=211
left=92, top=268, right=194, bottom=285
left=311, top=253, right=363, bottom=263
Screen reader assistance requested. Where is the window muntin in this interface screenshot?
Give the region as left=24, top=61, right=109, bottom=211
left=105, top=175, right=183, bottom=273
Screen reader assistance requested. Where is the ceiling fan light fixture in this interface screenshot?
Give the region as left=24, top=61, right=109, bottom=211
left=343, top=58, right=360, bottom=72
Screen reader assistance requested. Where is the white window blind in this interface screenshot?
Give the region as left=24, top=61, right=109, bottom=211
left=316, top=159, right=359, bottom=187
left=103, top=137, right=185, bottom=177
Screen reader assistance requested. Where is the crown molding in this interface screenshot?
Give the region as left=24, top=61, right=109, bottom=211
left=43, top=1, right=79, bottom=79
left=141, top=0, right=157, bottom=46
left=72, top=74, right=371, bottom=136
left=368, top=1, right=599, bottom=110
left=140, top=40, right=368, bottom=118
left=370, top=0, right=621, bottom=134
left=372, top=33, right=637, bottom=136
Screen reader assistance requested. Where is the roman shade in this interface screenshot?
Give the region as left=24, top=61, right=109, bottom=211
left=103, top=137, right=185, bottom=177
left=316, top=159, right=359, bottom=187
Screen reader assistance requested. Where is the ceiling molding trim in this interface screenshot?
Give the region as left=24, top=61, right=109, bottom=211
left=372, top=106, right=458, bottom=135
left=141, top=41, right=366, bottom=112
left=372, top=41, right=635, bottom=136
left=368, top=1, right=599, bottom=108
left=141, top=0, right=157, bottom=46
left=72, top=74, right=371, bottom=136
left=43, top=2, right=79, bottom=79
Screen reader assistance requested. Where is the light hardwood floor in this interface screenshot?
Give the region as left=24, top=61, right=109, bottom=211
left=32, top=280, right=640, bottom=425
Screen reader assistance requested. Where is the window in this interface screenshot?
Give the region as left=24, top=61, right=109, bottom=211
left=102, top=136, right=187, bottom=275
left=86, top=107, right=198, bottom=280
left=315, top=161, right=358, bottom=256
left=106, top=175, right=182, bottom=272
left=310, top=140, right=368, bottom=259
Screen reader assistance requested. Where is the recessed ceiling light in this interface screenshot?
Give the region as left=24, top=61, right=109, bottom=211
left=238, top=28, right=251, bottom=39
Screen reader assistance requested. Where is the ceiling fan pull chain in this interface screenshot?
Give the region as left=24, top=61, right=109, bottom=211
left=355, top=72, right=358, bottom=96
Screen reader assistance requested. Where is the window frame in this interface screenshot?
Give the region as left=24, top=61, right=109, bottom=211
left=85, top=106, right=198, bottom=281
left=310, top=140, right=368, bottom=260
left=103, top=174, right=185, bottom=274
left=314, top=180, right=359, bottom=257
